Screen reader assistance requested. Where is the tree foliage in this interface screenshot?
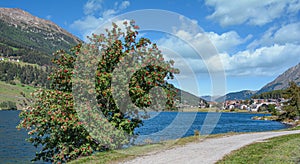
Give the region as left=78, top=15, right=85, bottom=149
left=17, top=20, right=179, bottom=163
left=252, top=90, right=284, bottom=99
left=279, top=81, right=300, bottom=120
left=0, top=101, right=17, bottom=110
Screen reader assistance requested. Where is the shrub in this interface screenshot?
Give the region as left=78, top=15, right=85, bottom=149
left=194, top=130, right=200, bottom=136
left=0, top=101, right=17, bottom=110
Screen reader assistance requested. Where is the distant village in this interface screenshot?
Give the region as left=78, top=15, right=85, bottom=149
left=176, top=97, right=288, bottom=113
left=222, top=98, right=287, bottom=112
left=0, top=56, right=20, bottom=62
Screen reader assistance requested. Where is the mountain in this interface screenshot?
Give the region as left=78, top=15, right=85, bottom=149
left=200, top=95, right=213, bottom=102
left=214, top=63, right=300, bottom=101
left=257, top=63, right=300, bottom=94
left=214, top=90, right=256, bottom=102
left=0, top=8, right=81, bottom=65
left=0, top=8, right=81, bottom=108
left=176, top=88, right=208, bottom=107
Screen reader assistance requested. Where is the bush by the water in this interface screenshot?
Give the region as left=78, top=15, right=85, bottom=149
left=0, top=101, right=17, bottom=110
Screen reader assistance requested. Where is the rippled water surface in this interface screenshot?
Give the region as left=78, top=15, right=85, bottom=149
left=0, top=111, right=288, bottom=163
left=0, top=110, right=42, bottom=163
left=134, top=112, right=289, bottom=143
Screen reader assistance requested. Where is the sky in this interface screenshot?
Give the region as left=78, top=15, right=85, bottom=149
left=1, top=0, right=300, bottom=96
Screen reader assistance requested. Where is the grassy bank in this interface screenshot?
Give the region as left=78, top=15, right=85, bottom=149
left=69, top=136, right=202, bottom=164
left=0, top=81, right=35, bottom=109
left=69, top=132, right=241, bottom=164
left=217, top=133, right=300, bottom=163
left=70, top=127, right=300, bottom=164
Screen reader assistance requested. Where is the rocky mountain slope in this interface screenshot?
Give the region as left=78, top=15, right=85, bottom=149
left=176, top=89, right=208, bottom=107
left=0, top=8, right=81, bottom=106
left=0, top=8, right=205, bottom=109
left=257, top=62, right=300, bottom=94
left=214, top=63, right=300, bottom=101
left=0, top=8, right=81, bottom=65
left=215, top=90, right=256, bottom=102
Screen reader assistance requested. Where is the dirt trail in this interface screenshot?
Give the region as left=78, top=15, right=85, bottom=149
left=122, top=130, right=300, bottom=164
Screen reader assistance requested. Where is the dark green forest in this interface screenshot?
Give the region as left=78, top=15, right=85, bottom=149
left=0, top=20, right=80, bottom=66
left=0, top=61, right=49, bottom=88
left=252, top=90, right=284, bottom=99
left=0, top=20, right=78, bottom=55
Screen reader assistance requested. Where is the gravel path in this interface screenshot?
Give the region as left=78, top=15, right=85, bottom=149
left=122, top=130, right=300, bottom=164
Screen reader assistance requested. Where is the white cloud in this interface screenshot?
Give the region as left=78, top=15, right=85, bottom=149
left=119, top=1, right=130, bottom=10
left=70, top=16, right=104, bottom=39
left=45, top=15, right=52, bottom=20
left=157, top=30, right=249, bottom=58
left=157, top=27, right=300, bottom=77
left=287, top=0, right=300, bottom=13
left=84, top=0, right=103, bottom=15
left=205, top=0, right=300, bottom=26
left=71, top=0, right=130, bottom=39
left=217, top=44, right=300, bottom=76
left=156, top=25, right=250, bottom=75
left=206, top=31, right=252, bottom=53
left=102, top=9, right=117, bottom=18
left=273, top=23, right=300, bottom=44
left=248, top=22, right=300, bottom=49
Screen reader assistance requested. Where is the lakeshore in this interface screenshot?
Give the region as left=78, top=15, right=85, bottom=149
left=70, top=129, right=300, bottom=164
left=0, top=110, right=288, bottom=163
left=122, top=130, right=300, bottom=164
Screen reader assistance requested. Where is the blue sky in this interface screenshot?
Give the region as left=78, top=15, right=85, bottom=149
left=1, top=0, right=300, bottom=96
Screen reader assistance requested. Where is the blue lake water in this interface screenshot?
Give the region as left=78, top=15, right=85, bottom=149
left=0, top=110, right=289, bottom=163
left=134, top=112, right=289, bottom=143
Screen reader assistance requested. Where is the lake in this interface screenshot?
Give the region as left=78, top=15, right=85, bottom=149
left=134, top=112, right=288, bottom=143
left=0, top=110, right=288, bottom=163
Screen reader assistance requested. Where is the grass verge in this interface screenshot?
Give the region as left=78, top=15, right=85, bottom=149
left=70, top=128, right=300, bottom=164
left=69, top=132, right=242, bottom=164
left=217, top=133, right=300, bottom=164
left=69, top=136, right=202, bottom=164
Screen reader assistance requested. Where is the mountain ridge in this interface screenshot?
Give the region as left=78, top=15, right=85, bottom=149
left=0, top=7, right=81, bottom=64
left=256, top=62, right=300, bottom=94
left=215, top=63, right=300, bottom=101
left=0, top=8, right=80, bottom=45
left=0, top=8, right=206, bottom=109
left=0, top=8, right=82, bottom=105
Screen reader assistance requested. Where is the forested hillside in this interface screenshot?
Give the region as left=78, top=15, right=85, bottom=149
left=0, top=8, right=81, bottom=66
left=0, top=8, right=81, bottom=109
left=0, top=61, right=49, bottom=87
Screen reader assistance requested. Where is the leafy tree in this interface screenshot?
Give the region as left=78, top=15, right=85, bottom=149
left=17, top=20, right=179, bottom=163
left=267, top=104, right=278, bottom=116
left=279, top=81, right=300, bottom=120
left=0, top=101, right=8, bottom=109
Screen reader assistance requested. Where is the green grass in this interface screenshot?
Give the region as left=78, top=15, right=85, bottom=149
left=70, top=128, right=300, bottom=164
left=217, top=133, right=300, bottom=164
left=0, top=57, right=39, bottom=67
left=70, top=132, right=245, bottom=164
left=0, top=81, right=36, bottom=107
left=69, top=135, right=204, bottom=164
left=0, top=42, right=19, bottom=51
